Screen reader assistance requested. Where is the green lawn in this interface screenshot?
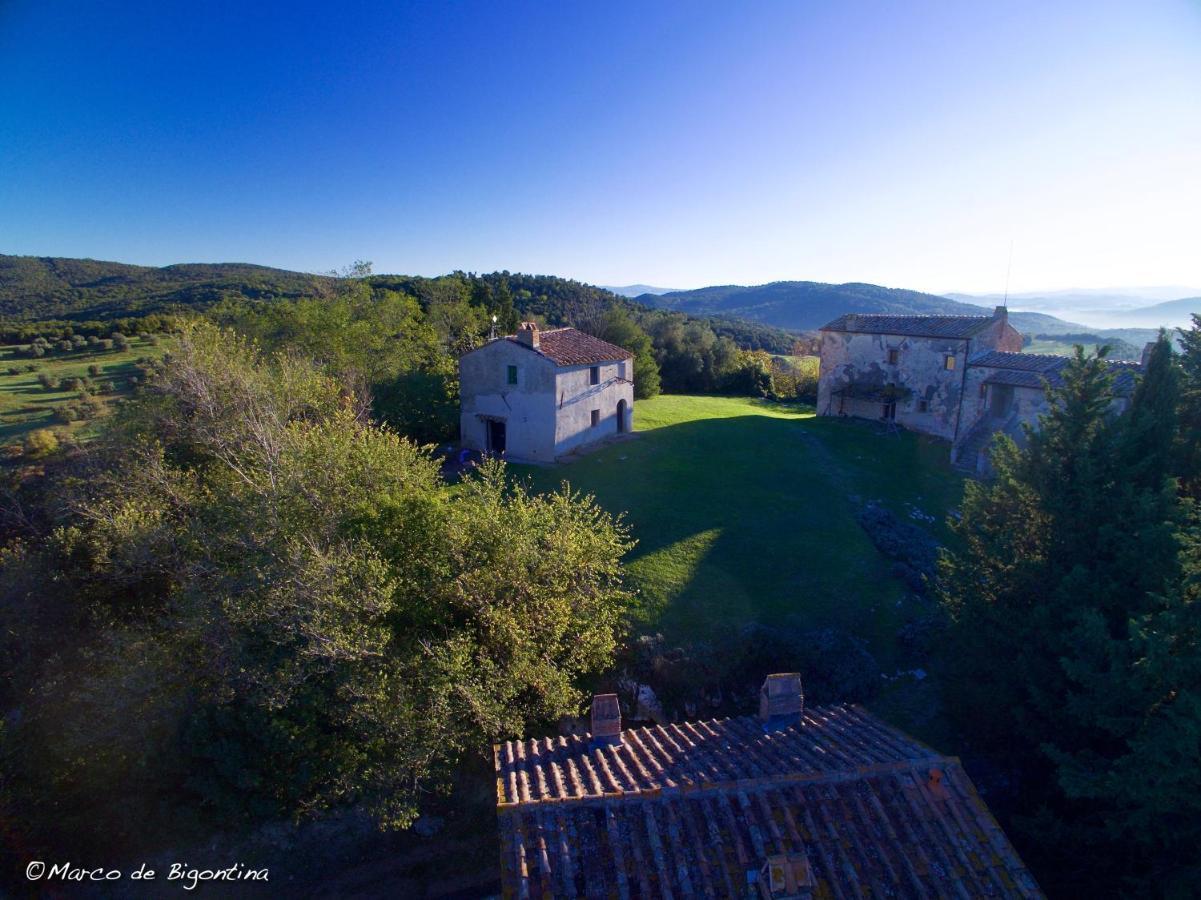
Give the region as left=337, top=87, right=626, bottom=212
left=0, top=337, right=168, bottom=447
left=515, top=394, right=966, bottom=740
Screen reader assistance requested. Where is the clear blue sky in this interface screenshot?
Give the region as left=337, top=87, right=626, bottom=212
left=1, top=0, right=1198, bottom=293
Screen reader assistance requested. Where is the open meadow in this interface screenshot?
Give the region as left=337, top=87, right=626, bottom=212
left=515, top=393, right=966, bottom=740
left=0, top=335, right=168, bottom=449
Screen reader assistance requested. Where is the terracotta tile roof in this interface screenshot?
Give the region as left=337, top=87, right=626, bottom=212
left=507, top=328, right=633, bottom=366
left=494, top=705, right=1042, bottom=898
left=820, top=314, right=996, bottom=339
left=970, top=351, right=1141, bottom=392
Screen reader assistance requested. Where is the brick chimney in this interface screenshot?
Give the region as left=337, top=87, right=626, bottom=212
left=591, top=693, right=622, bottom=746
left=516, top=321, right=540, bottom=348
left=994, top=305, right=1008, bottom=323
left=759, top=673, right=803, bottom=731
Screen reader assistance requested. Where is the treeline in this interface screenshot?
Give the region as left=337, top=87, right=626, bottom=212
left=938, top=322, right=1201, bottom=896
left=0, top=325, right=634, bottom=867
left=1023, top=331, right=1141, bottom=360
left=0, top=312, right=186, bottom=344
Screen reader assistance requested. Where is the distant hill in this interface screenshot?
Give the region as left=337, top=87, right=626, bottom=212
left=1108, top=296, right=1201, bottom=329
left=633, top=281, right=992, bottom=331
left=602, top=284, right=679, bottom=297
left=0, top=255, right=802, bottom=354
left=0, top=255, right=331, bottom=321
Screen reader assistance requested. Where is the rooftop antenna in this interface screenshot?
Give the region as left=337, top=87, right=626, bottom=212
left=1002, top=240, right=1013, bottom=310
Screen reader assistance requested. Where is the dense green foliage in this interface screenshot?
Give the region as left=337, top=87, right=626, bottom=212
left=0, top=325, right=632, bottom=861
left=939, top=333, right=1201, bottom=896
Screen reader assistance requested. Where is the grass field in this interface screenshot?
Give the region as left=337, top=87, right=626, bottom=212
left=515, top=394, right=967, bottom=740
left=0, top=336, right=168, bottom=448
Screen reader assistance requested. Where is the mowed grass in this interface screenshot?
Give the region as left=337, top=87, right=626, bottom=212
left=514, top=394, right=966, bottom=737
left=0, top=336, right=169, bottom=447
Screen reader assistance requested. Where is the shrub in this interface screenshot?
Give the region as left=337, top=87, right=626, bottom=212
left=23, top=428, right=59, bottom=457
left=24, top=364, right=38, bottom=372
left=100, top=339, right=115, bottom=351
left=57, top=340, right=73, bottom=352
left=37, top=374, right=60, bottom=391
left=88, top=364, right=102, bottom=377
left=61, top=377, right=85, bottom=392
left=53, top=404, right=81, bottom=424
left=5, top=366, right=21, bottom=376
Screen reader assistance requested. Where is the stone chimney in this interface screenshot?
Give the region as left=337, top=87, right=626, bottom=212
left=591, top=693, right=622, bottom=746
left=516, top=321, right=540, bottom=348
left=759, top=673, right=803, bottom=731
left=994, top=305, right=1008, bottom=322
left=1141, top=341, right=1157, bottom=368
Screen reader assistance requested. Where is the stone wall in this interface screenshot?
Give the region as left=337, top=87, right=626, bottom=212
left=553, top=360, right=635, bottom=456
left=817, top=331, right=970, bottom=440
left=459, top=340, right=557, bottom=462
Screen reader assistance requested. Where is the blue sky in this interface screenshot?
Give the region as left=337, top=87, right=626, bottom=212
left=1, top=0, right=1198, bottom=293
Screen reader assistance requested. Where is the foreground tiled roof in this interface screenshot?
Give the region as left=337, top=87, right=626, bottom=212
left=507, top=328, right=633, bottom=366
left=820, top=314, right=995, bottom=339
left=494, top=705, right=1042, bottom=898
left=970, top=351, right=1140, bottom=392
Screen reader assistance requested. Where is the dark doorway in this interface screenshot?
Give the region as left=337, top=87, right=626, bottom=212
left=882, top=385, right=897, bottom=420
left=990, top=384, right=1014, bottom=418
left=486, top=419, right=506, bottom=454
left=616, top=399, right=627, bottom=433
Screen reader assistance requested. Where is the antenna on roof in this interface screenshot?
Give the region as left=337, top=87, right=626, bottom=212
left=1002, top=240, right=1013, bottom=310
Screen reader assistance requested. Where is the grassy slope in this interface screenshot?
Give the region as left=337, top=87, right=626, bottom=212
left=515, top=395, right=964, bottom=739
left=0, top=337, right=167, bottom=445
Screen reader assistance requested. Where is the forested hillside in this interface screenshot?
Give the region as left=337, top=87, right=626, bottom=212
left=0, top=255, right=332, bottom=320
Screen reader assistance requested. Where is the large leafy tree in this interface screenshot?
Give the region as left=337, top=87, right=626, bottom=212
left=1, top=324, right=632, bottom=857
left=587, top=306, right=661, bottom=399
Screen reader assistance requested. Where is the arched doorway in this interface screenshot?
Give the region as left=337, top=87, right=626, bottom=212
left=616, top=399, right=627, bottom=433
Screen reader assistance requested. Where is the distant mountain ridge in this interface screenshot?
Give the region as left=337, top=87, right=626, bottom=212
left=633, top=280, right=990, bottom=331
left=602, top=284, right=679, bottom=297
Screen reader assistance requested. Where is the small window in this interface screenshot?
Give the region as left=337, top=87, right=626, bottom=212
left=590, top=409, right=600, bottom=428
left=918, top=399, right=929, bottom=413
left=887, top=348, right=899, bottom=365
left=506, top=365, right=517, bottom=385
left=944, top=355, right=956, bottom=371
left=979, top=382, right=988, bottom=398
left=589, top=365, right=600, bottom=385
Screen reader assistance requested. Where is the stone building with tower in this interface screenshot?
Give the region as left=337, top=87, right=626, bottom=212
left=459, top=322, right=634, bottom=463
left=816, top=307, right=1143, bottom=473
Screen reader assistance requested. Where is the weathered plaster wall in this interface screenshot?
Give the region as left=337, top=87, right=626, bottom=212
left=554, top=360, right=634, bottom=456
left=817, top=331, right=970, bottom=440
left=459, top=340, right=557, bottom=461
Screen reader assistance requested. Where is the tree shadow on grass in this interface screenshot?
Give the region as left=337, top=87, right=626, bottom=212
left=517, top=409, right=963, bottom=666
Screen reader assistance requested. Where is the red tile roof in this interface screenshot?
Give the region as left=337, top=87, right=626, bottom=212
left=494, top=705, right=1042, bottom=898
left=507, top=327, right=633, bottom=367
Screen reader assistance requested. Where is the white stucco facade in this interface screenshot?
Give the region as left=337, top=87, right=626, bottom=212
left=459, top=328, right=634, bottom=463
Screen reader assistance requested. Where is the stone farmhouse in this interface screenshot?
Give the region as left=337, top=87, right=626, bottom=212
left=817, top=308, right=1142, bottom=473
left=494, top=674, right=1042, bottom=898
left=459, top=323, right=634, bottom=463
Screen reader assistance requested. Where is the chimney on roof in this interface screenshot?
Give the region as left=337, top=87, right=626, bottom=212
left=1141, top=341, right=1157, bottom=368
left=591, top=693, right=622, bottom=746
left=994, top=305, right=1008, bottom=323
left=759, top=673, right=803, bottom=731
left=516, top=321, right=540, bottom=348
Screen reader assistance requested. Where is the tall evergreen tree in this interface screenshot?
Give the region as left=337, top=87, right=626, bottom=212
left=939, top=344, right=1193, bottom=895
